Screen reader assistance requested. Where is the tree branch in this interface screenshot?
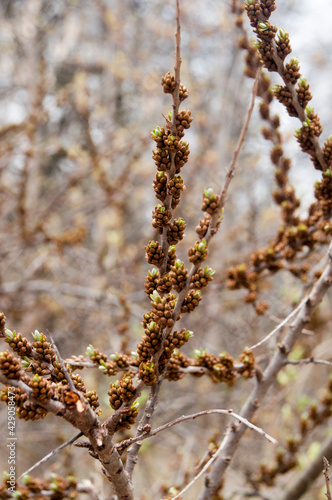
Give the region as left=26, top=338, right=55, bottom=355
left=324, top=457, right=332, bottom=500
left=281, top=435, right=332, bottom=500
left=198, top=241, right=332, bottom=500
left=19, top=432, right=83, bottom=481
left=118, top=408, right=277, bottom=454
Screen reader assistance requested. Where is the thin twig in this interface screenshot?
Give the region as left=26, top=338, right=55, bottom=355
left=18, top=432, right=83, bottom=480
left=165, top=426, right=232, bottom=500
left=285, top=357, right=332, bottom=368
left=218, top=68, right=261, bottom=215
left=125, top=378, right=162, bottom=480
left=118, top=408, right=277, bottom=453
left=249, top=297, right=306, bottom=350
left=324, top=457, right=332, bottom=500
left=170, top=66, right=262, bottom=329
left=48, top=331, right=76, bottom=392
left=265, top=311, right=314, bottom=336
left=150, top=408, right=277, bottom=444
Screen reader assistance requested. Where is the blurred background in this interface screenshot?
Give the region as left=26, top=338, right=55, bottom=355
left=0, top=1, right=331, bottom=498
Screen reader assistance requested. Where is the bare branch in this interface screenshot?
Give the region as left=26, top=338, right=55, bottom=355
left=125, top=378, right=162, bottom=480
left=19, top=432, right=83, bottom=481
left=249, top=297, right=307, bottom=350
left=198, top=241, right=332, bottom=500
left=324, top=457, right=332, bottom=500
left=118, top=408, right=277, bottom=454
left=166, top=426, right=232, bottom=500
left=151, top=408, right=277, bottom=444
left=281, top=434, right=332, bottom=500
left=48, top=331, right=76, bottom=392
left=285, top=357, right=332, bottom=368
left=213, top=67, right=261, bottom=229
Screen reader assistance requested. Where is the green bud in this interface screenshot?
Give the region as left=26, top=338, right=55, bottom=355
left=290, top=57, right=299, bottom=66
left=298, top=223, right=308, bottom=232
left=131, top=401, right=139, bottom=411
left=194, top=348, right=208, bottom=358
left=32, top=330, right=43, bottom=341
left=257, top=21, right=268, bottom=32
left=150, top=290, right=161, bottom=303
left=86, top=345, right=96, bottom=357
left=147, top=321, right=157, bottom=331
left=152, top=126, right=162, bottom=137
left=278, top=28, right=288, bottom=40
left=197, top=240, right=207, bottom=253
left=98, top=361, right=108, bottom=373
left=145, top=362, right=155, bottom=372
left=204, top=266, right=215, bottom=278
left=298, top=77, right=307, bottom=87
left=204, top=188, right=215, bottom=198
left=4, top=329, right=15, bottom=339
left=22, top=357, right=31, bottom=369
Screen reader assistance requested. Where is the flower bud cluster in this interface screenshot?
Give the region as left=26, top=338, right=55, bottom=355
left=114, top=401, right=140, bottom=432
left=17, top=401, right=48, bottom=421
left=165, top=350, right=190, bottom=381
left=190, top=267, right=215, bottom=289
left=0, top=350, right=21, bottom=379
left=188, top=240, right=208, bottom=264
left=5, top=329, right=32, bottom=357
left=31, top=330, right=56, bottom=364
left=29, top=374, right=54, bottom=401
left=238, top=349, right=256, bottom=378
left=167, top=218, right=186, bottom=245
left=108, top=373, right=136, bottom=410
left=145, top=240, right=164, bottom=268
left=181, top=290, right=201, bottom=313
left=86, top=345, right=132, bottom=377
left=201, top=189, right=221, bottom=215
left=169, top=260, right=188, bottom=292
left=85, top=390, right=100, bottom=412
left=138, top=362, right=157, bottom=386
left=0, top=312, right=6, bottom=337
